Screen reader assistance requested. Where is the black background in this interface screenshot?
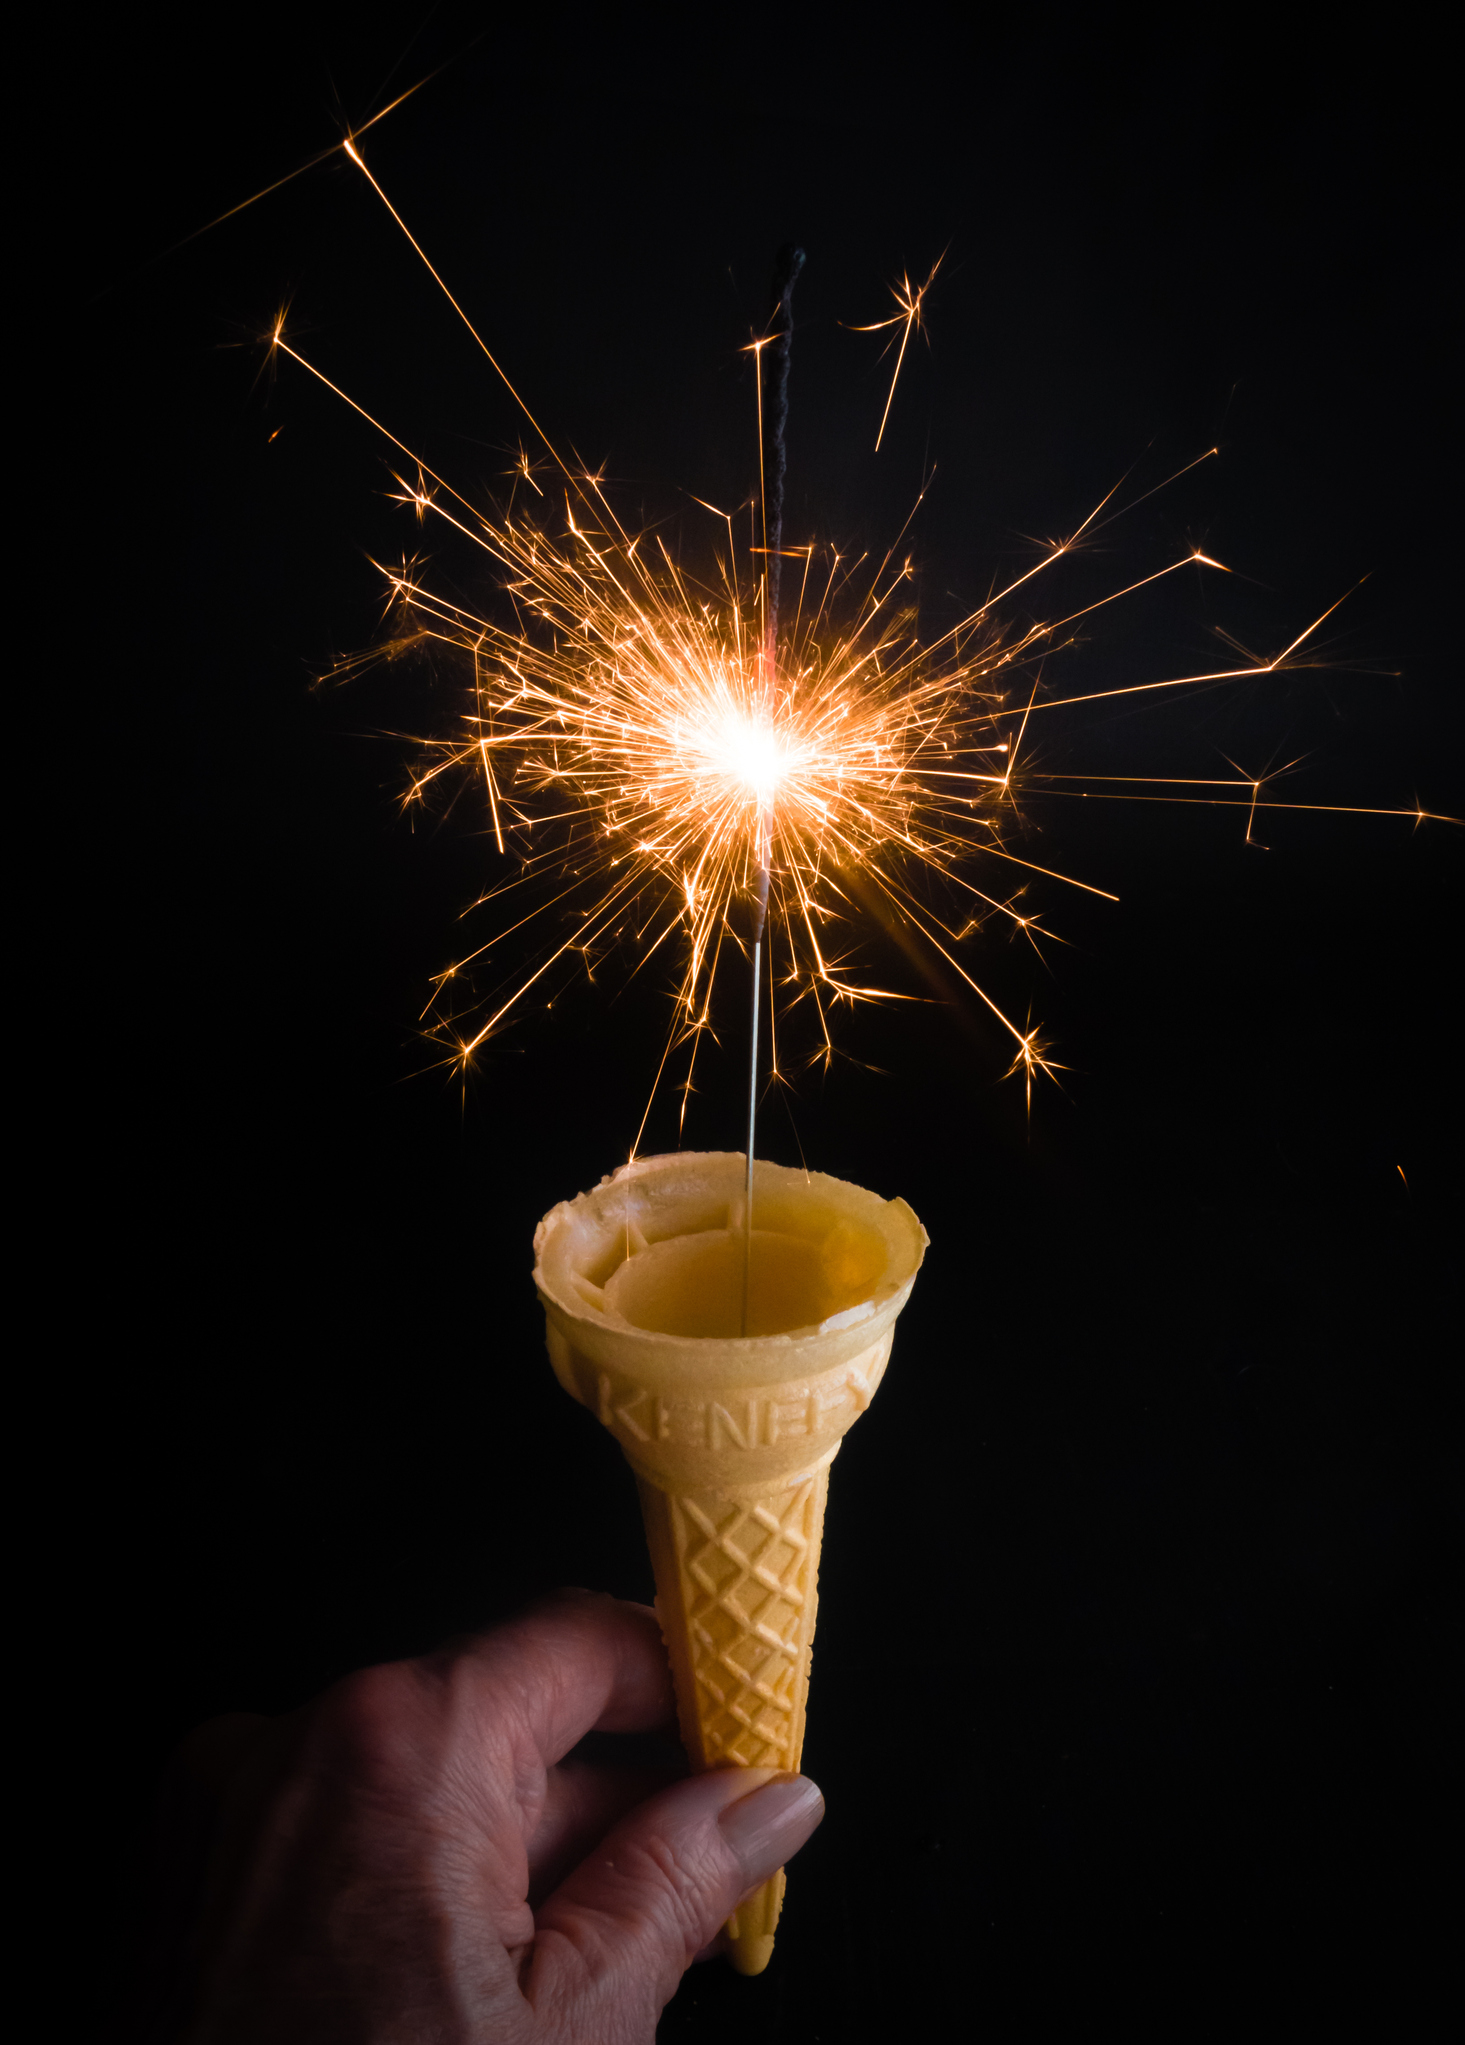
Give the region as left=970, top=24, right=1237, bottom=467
left=68, top=5, right=1458, bottom=2029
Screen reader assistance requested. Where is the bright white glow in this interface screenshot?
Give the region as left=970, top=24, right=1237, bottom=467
left=683, top=710, right=794, bottom=804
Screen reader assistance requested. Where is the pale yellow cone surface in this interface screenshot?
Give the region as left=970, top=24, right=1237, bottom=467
left=534, top=1152, right=926, bottom=1974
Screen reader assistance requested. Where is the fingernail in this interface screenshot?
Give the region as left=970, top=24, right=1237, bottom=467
left=718, top=1773, right=825, bottom=1881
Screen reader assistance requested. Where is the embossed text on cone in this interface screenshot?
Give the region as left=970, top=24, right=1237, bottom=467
left=534, top=1152, right=926, bottom=1975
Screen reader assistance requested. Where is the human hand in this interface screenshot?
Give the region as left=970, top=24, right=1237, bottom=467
left=128, top=1589, right=824, bottom=2042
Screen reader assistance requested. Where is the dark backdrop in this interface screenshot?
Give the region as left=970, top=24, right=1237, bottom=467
left=66, top=6, right=1457, bottom=2028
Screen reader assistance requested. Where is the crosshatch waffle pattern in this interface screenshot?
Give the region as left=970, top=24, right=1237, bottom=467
left=668, top=1473, right=827, bottom=1769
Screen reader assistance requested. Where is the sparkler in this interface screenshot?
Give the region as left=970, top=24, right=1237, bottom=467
left=255, top=136, right=1453, bottom=1201
left=742, top=243, right=806, bottom=1328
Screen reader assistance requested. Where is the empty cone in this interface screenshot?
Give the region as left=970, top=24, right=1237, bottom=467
left=534, top=1151, right=927, bottom=1975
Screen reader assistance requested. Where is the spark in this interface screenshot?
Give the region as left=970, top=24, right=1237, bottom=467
left=101, top=69, right=447, bottom=293
left=846, top=253, right=946, bottom=451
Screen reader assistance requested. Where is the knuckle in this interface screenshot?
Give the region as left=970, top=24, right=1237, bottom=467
left=617, top=1826, right=734, bottom=1949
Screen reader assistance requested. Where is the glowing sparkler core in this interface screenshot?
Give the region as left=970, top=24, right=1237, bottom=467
left=704, top=710, right=792, bottom=807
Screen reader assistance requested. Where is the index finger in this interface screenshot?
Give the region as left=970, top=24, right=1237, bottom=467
left=438, top=1588, right=677, bottom=1768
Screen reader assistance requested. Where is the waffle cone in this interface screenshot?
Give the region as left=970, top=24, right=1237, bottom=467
left=534, top=1152, right=926, bottom=1975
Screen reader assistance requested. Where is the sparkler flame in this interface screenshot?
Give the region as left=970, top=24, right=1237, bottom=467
left=341, top=472, right=1064, bottom=1135
left=250, top=135, right=1454, bottom=1148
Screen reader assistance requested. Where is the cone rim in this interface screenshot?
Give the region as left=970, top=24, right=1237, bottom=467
left=534, top=1150, right=926, bottom=1376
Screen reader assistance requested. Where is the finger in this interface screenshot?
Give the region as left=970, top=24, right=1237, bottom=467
left=527, top=1769, right=825, bottom=2031
left=438, top=1589, right=677, bottom=1769
left=525, top=1756, right=684, bottom=1906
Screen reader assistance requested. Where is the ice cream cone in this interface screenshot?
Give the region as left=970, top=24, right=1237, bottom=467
left=534, top=1151, right=927, bottom=1975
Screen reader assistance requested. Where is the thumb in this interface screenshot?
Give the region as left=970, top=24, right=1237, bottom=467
left=526, top=1768, right=824, bottom=2035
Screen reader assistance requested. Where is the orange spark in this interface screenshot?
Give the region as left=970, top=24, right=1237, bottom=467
left=846, top=253, right=946, bottom=451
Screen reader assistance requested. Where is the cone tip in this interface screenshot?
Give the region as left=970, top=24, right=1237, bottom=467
left=726, top=1932, right=777, bottom=1976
